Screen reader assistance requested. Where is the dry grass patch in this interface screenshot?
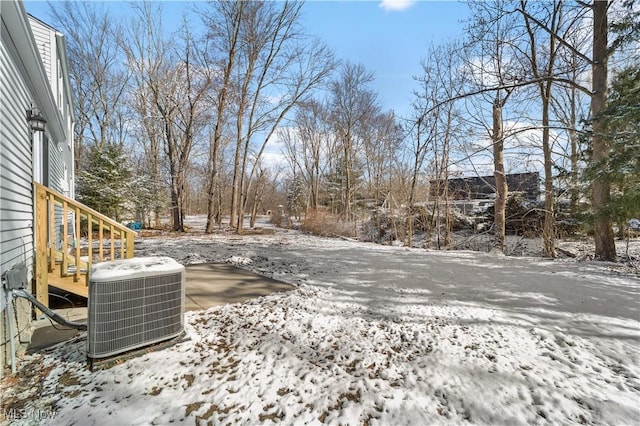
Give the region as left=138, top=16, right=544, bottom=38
left=300, top=209, right=356, bottom=238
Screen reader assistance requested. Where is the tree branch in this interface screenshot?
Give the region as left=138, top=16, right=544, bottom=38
left=415, top=75, right=592, bottom=127
left=514, top=5, right=594, bottom=65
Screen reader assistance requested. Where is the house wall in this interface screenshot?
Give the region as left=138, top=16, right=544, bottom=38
left=432, top=172, right=541, bottom=202
left=0, top=26, right=34, bottom=267
left=0, top=0, right=75, bottom=376
left=55, top=30, right=75, bottom=199
left=29, top=16, right=74, bottom=196
left=29, top=18, right=55, bottom=91
left=0, top=5, right=37, bottom=377
left=29, top=16, right=76, bottom=258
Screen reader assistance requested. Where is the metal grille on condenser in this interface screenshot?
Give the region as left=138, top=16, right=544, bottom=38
left=87, top=272, right=184, bottom=359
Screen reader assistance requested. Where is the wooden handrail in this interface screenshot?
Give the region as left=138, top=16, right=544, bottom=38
left=34, top=182, right=137, bottom=307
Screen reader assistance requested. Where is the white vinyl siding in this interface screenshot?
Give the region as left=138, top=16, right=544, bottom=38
left=1, top=1, right=77, bottom=375
left=29, top=17, right=56, bottom=98
left=0, top=23, right=34, bottom=279
left=28, top=18, right=74, bottom=195
left=48, top=136, right=64, bottom=193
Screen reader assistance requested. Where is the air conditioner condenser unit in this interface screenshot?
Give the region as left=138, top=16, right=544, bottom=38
left=87, top=257, right=185, bottom=360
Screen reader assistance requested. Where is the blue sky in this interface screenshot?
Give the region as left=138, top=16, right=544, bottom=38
left=300, top=1, right=469, bottom=116
left=24, top=0, right=469, bottom=118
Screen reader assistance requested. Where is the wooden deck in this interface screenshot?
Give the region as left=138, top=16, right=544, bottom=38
left=34, top=182, right=137, bottom=306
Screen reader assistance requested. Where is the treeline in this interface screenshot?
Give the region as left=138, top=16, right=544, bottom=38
left=50, top=1, right=638, bottom=261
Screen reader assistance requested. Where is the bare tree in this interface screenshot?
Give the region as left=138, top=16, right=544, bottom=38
left=550, top=28, right=591, bottom=215
left=200, top=0, right=245, bottom=233
left=122, top=3, right=211, bottom=232
left=411, top=44, right=453, bottom=247
left=247, top=163, right=280, bottom=228
left=361, top=111, right=403, bottom=208
left=520, top=0, right=566, bottom=257
left=329, top=62, right=380, bottom=221
left=514, top=0, right=638, bottom=260
left=119, top=1, right=170, bottom=228
left=235, top=22, right=336, bottom=232
left=404, top=114, right=433, bottom=247
left=425, top=43, right=464, bottom=249
left=201, top=1, right=335, bottom=233
left=283, top=99, right=335, bottom=212
left=173, top=25, right=211, bottom=231
left=462, top=0, right=525, bottom=252
left=50, top=1, right=129, bottom=171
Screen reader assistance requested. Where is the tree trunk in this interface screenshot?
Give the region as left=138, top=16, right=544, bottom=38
left=216, top=186, right=223, bottom=225
left=432, top=138, right=441, bottom=249
left=250, top=194, right=260, bottom=228
left=343, top=134, right=352, bottom=221
left=541, top=93, right=556, bottom=257
left=230, top=135, right=243, bottom=230
left=492, top=97, right=507, bottom=252
left=519, top=0, right=560, bottom=258
left=204, top=2, right=243, bottom=233
left=164, top=117, right=184, bottom=232
left=205, top=165, right=219, bottom=233
left=206, top=123, right=221, bottom=234
left=407, top=123, right=422, bottom=248
left=569, top=90, right=579, bottom=214
left=170, top=175, right=183, bottom=232
left=442, top=109, right=452, bottom=249
left=231, top=56, right=256, bottom=232
left=591, top=0, right=616, bottom=261
left=237, top=176, right=248, bottom=234
left=443, top=148, right=451, bottom=249
left=312, top=145, right=321, bottom=210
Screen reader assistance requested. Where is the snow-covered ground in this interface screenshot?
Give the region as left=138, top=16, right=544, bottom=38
left=2, top=216, right=639, bottom=425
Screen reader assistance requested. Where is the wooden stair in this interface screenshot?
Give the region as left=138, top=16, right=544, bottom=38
left=34, top=182, right=137, bottom=307
left=48, top=249, right=90, bottom=297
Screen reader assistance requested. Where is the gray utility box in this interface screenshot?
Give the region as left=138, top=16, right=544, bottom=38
left=3, top=262, right=28, bottom=290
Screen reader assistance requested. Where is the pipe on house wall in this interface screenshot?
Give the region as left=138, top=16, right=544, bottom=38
left=11, top=290, right=87, bottom=331
left=4, top=288, right=17, bottom=375
left=1, top=285, right=86, bottom=375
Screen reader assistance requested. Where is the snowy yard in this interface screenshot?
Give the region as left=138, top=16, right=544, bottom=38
left=2, top=217, right=639, bottom=425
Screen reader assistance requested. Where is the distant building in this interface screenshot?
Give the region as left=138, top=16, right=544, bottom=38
left=431, top=172, right=541, bottom=202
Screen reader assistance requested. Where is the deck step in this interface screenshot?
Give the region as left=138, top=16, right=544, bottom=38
left=49, top=275, right=89, bottom=298
left=35, top=182, right=137, bottom=307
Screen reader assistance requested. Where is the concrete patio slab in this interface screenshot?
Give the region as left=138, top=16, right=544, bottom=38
left=27, top=263, right=294, bottom=352
left=183, top=263, right=293, bottom=311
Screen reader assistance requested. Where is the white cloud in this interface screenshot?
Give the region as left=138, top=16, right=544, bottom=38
left=379, top=0, right=416, bottom=12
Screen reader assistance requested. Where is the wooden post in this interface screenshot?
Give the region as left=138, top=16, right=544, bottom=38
left=48, top=192, right=55, bottom=272
left=99, top=219, right=104, bottom=261
left=126, top=233, right=135, bottom=259
left=62, top=200, right=68, bottom=274
left=34, top=184, right=49, bottom=308
left=87, top=213, right=93, bottom=265
left=119, top=231, right=125, bottom=259
left=110, top=224, right=115, bottom=261
left=74, top=206, right=81, bottom=282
